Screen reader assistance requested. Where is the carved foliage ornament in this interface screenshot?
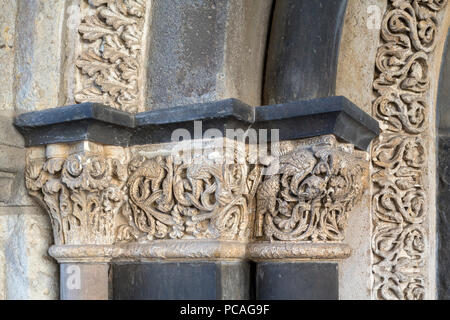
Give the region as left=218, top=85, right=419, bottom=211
left=255, top=136, right=368, bottom=243
left=25, top=148, right=129, bottom=245
left=75, top=0, right=148, bottom=113
left=117, top=153, right=251, bottom=242
left=25, top=137, right=369, bottom=247
left=371, top=0, right=447, bottom=300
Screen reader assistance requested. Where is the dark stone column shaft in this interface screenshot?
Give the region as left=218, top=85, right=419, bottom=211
left=263, top=0, right=348, bottom=105
left=255, top=262, right=339, bottom=300
left=437, top=29, right=450, bottom=300
left=112, top=261, right=251, bottom=300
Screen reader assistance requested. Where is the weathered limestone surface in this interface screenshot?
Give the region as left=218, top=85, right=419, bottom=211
left=336, top=0, right=387, bottom=114
left=336, top=0, right=387, bottom=300
left=14, top=0, right=66, bottom=114
left=338, top=186, right=372, bottom=300
left=60, top=264, right=109, bottom=300
left=370, top=1, right=448, bottom=300
left=0, top=207, right=58, bottom=300
left=0, top=0, right=17, bottom=114
left=145, top=0, right=272, bottom=110
left=0, top=0, right=64, bottom=299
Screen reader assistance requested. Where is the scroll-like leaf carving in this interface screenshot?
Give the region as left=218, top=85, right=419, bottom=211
left=78, top=15, right=113, bottom=41
left=122, top=154, right=250, bottom=241
left=371, top=0, right=447, bottom=300
left=256, top=136, right=367, bottom=242
left=25, top=148, right=129, bottom=245
left=74, top=0, right=147, bottom=113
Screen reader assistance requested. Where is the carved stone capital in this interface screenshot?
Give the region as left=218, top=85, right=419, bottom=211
left=25, top=142, right=130, bottom=245
left=255, top=135, right=369, bottom=243
left=19, top=97, right=378, bottom=262
left=24, top=139, right=252, bottom=249
left=24, top=135, right=369, bottom=262
left=119, top=139, right=252, bottom=243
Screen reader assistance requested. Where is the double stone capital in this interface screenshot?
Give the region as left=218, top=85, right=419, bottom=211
left=16, top=97, right=379, bottom=264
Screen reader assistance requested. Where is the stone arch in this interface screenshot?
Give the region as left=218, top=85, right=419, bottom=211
left=335, top=0, right=389, bottom=300
left=3, top=0, right=450, bottom=300
left=262, top=0, right=348, bottom=104
left=369, top=1, right=449, bottom=300
left=334, top=0, right=450, bottom=300
left=143, top=0, right=274, bottom=110
left=436, top=27, right=450, bottom=300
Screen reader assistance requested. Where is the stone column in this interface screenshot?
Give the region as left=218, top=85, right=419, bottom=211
left=259, top=0, right=372, bottom=299
left=263, top=0, right=348, bottom=104
left=25, top=141, right=129, bottom=300
left=248, top=136, right=369, bottom=299
left=60, top=264, right=110, bottom=300
left=111, top=137, right=253, bottom=300
left=16, top=97, right=378, bottom=300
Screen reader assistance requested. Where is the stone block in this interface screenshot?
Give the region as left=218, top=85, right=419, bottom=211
left=15, top=0, right=66, bottom=113
left=336, top=0, right=387, bottom=114
left=60, top=264, right=110, bottom=300
left=0, top=210, right=58, bottom=299
left=0, top=116, right=24, bottom=148
left=0, top=145, right=25, bottom=173
left=0, top=0, right=18, bottom=112
left=14, top=97, right=379, bottom=150
left=0, top=173, right=14, bottom=203
left=145, top=0, right=272, bottom=109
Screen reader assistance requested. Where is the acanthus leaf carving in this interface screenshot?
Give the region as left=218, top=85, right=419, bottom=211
left=25, top=145, right=129, bottom=245
left=74, top=0, right=148, bottom=113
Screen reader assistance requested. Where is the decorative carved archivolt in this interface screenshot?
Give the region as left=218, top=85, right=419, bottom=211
left=371, top=0, right=447, bottom=300
left=25, top=136, right=369, bottom=260
left=74, top=0, right=148, bottom=113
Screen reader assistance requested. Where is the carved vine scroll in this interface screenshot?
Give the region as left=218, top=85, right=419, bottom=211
left=371, top=0, right=448, bottom=300
left=117, top=152, right=251, bottom=242
left=25, top=137, right=370, bottom=248
left=74, top=0, right=148, bottom=113
left=256, top=136, right=368, bottom=243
